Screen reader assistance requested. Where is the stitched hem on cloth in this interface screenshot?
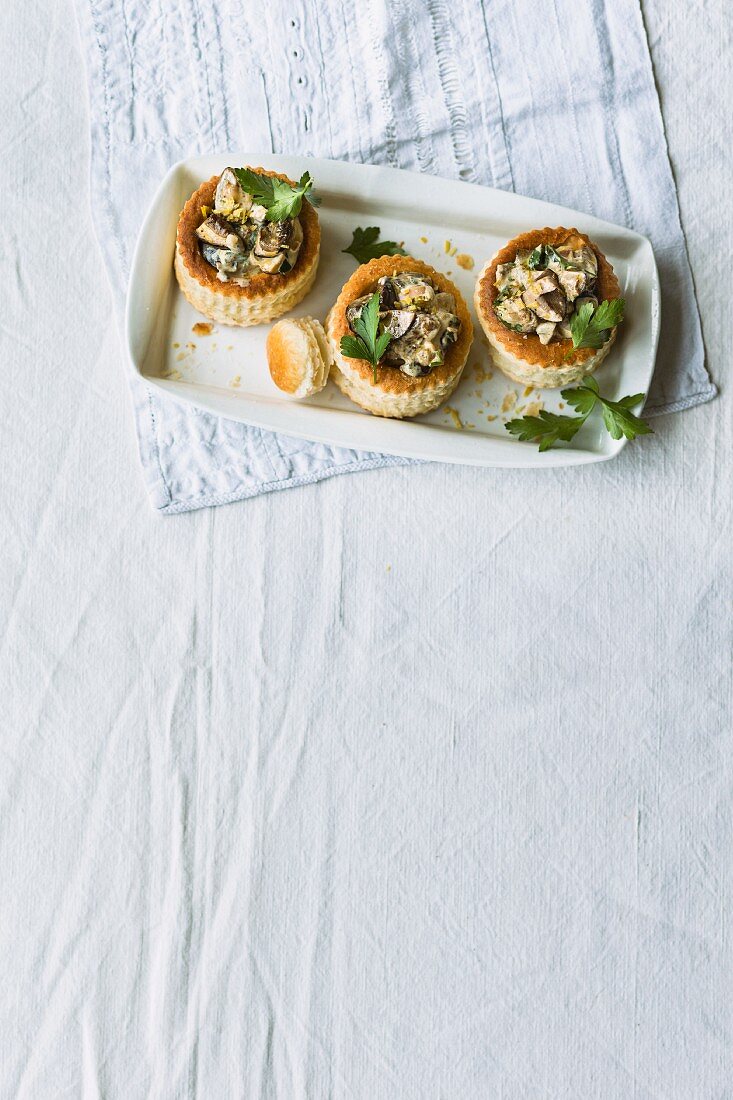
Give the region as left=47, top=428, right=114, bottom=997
left=157, top=455, right=415, bottom=515
left=645, top=381, right=718, bottom=417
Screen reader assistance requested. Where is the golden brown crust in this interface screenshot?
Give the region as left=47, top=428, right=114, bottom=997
left=474, top=227, right=620, bottom=368
left=175, top=169, right=320, bottom=300
left=266, top=317, right=329, bottom=397
left=327, top=255, right=473, bottom=396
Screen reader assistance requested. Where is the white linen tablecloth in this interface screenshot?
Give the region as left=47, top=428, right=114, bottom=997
left=0, top=0, right=731, bottom=1097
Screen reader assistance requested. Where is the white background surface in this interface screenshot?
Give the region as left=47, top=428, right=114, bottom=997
left=1, top=0, right=731, bottom=1097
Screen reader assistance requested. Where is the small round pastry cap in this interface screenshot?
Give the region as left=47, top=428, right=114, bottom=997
left=266, top=316, right=332, bottom=398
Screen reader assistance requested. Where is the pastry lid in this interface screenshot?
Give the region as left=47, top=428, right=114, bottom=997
left=266, top=316, right=331, bottom=398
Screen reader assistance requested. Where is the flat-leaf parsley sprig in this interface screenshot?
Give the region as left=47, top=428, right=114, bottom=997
left=566, top=297, right=625, bottom=357
left=233, top=168, right=315, bottom=221
left=343, top=226, right=407, bottom=265
left=339, top=291, right=392, bottom=384
left=505, top=375, right=652, bottom=451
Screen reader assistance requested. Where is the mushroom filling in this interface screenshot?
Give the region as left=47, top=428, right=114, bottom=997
left=492, top=237, right=599, bottom=345
left=194, top=167, right=303, bottom=284
left=346, top=273, right=461, bottom=377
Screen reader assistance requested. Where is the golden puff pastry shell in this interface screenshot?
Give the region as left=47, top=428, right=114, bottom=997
left=326, top=255, right=473, bottom=419
left=174, top=170, right=320, bottom=327
left=474, top=227, right=621, bottom=388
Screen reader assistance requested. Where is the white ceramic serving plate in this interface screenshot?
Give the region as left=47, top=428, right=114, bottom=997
left=126, top=154, right=660, bottom=469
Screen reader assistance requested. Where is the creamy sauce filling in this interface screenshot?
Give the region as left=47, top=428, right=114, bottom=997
left=493, top=237, right=598, bottom=345
left=346, top=273, right=460, bottom=377
left=195, top=167, right=303, bottom=286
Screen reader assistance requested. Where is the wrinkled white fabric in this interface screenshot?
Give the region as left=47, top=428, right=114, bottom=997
left=0, top=0, right=731, bottom=1098
left=74, top=0, right=714, bottom=514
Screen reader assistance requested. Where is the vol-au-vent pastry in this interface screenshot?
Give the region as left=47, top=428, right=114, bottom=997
left=474, top=227, right=622, bottom=388
left=175, top=166, right=320, bottom=327
left=267, top=317, right=331, bottom=398
left=326, top=256, right=473, bottom=418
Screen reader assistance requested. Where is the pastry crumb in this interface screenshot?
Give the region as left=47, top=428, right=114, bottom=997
left=164, top=369, right=182, bottom=381
left=501, top=391, right=517, bottom=413
left=192, top=322, right=213, bottom=336
left=386, top=564, right=392, bottom=572
left=487, top=414, right=497, bottom=422
left=186, top=342, right=196, bottom=350
left=472, top=363, right=493, bottom=384
left=420, top=236, right=428, bottom=244
left=229, top=375, right=241, bottom=388
left=525, top=400, right=544, bottom=417
left=226, top=345, right=233, bottom=351
left=172, top=342, right=180, bottom=349
left=523, top=385, right=534, bottom=396
left=444, top=239, right=451, bottom=254
left=445, top=406, right=464, bottom=429
left=175, top=352, right=186, bottom=362
left=456, top=253, right=474, bottom=270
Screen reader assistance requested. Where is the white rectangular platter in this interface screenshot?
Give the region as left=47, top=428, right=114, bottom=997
left=126, top=154, right=660, bottom=469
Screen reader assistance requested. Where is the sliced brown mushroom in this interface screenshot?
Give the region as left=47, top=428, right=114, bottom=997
left=522, top=285, right=566, bottom=324
left=527, top=270, right=560, bottom=296
left=196, top=215, right=243, bottom=251
left=556, top=243, right=598, bottom=278
left=557, top=269, right=587, bottom=302
left=381, top=310, right=416, bottom=339
left=253, top=253, right=286, bottom=274
left=251, top=218, right=303, bottom=274
left=254, top=220, right=289, bottom=256
left=391, top=313, right=443, bottom=370
left=573, top=294, right=599, bottom=313
left=377, top=277, right=398, bottom=310
left=410, top=313, right=442, bottom=341
left=214, top=168, right=253, bottom=215
left=346, top=295, right=372, bottom=327
left=434, top=292, right=456, bottom=312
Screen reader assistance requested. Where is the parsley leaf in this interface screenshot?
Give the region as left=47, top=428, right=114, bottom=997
left=342, top=226, right=407, bottom=265
left=506, top=375, right=652, bottom=451
left=232, top=168, right=314, bottom=221
left=597, top=395, right=652, bottom=440
left=505, top=411, right=586, bottom=452
left=569, top=297, right=625, bottom=352
left=233, top=167, right=274, bottom=205
left=339, top=291, right=392, bottom=384
left=267, top=172, right=314, bottom=221
left=562, top=373, right=599, bottom=416
left=565, top=376, right=651, bottom=440
left=527, top=244, right=582, bottom=271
